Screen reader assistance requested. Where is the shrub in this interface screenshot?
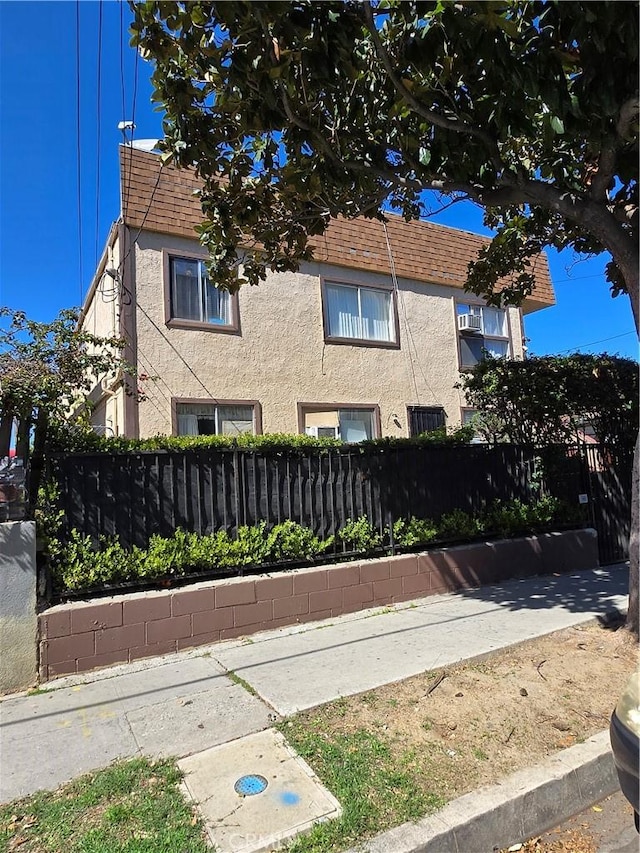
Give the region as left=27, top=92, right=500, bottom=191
left=264, top=520, right=323, bottom=562
left=53, top=531, right=146, bottom=591
left=393, top=517, right=438, bottom=547
left=337, top=517, right=383, bottom=553
left=49, top=497, right=581, bottom=594
left=46, top=425, right=476, bottom=455
left=481, top=499, right=530, bottom=537
left=438, top=508, right=483, bottom=540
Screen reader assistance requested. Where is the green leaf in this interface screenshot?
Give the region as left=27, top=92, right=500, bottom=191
left=550, top=115, right=564, bottom=135
left=418, top=146, right=431, bottom=166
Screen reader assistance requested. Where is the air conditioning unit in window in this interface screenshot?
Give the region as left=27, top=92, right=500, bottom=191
left=458, top=313, right=482, bottom=332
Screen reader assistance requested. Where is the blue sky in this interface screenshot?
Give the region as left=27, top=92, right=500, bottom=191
left=0, top=1, right=637, bottom=361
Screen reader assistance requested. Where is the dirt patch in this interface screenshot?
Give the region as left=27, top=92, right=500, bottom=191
left=288, top=620, right=637, bottom=803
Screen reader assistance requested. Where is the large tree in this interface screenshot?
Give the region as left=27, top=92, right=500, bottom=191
left=131, top=0, right=639, bottom=630
left=459, top=353, right=639, bottom=452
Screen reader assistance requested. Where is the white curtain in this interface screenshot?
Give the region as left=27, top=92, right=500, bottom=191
left=177, top=413, right=199, bottom=435
left=326, top=283, right=359, bottom=338
left=177, top=402, right=217, bottom=436
left=360, top=288, right=391, bottom=341
left=484, top=339, right=509, bottom=358
left=326, top=283, right=391, bottom=341
left=483, top=307, right=506, bottom=337
left=171, top=259, right=201, bottom=321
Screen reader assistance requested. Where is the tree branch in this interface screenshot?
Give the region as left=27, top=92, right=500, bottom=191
left=590, top=96, right=638, bottom=203
left=616, top=96, right=640, bottom=141
left=277, top=82, right=428, bottom=193
left=361, top=0, right=503, bottom=168
left=590, top=138, right=617, bottom=202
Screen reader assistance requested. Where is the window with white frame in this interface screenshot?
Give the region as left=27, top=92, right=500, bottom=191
left=457, top=303, right=509, bottom=368
left=324, top=281, right=396, bottom=344
left=303, top=407, right=376, bottom=443
left=169, top=257, right=231, bottom=326
left=176, top=402, right=255, bottom=436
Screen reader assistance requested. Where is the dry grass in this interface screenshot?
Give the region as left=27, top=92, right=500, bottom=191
left=285, top=621, right=637, bottom=821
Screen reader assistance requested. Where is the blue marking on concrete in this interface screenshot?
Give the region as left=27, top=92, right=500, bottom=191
left=280, top=790, right=301, bottom=806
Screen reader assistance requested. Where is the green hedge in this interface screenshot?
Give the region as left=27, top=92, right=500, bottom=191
left=47, top=424, right=475, bottom=454
left=51, top=496, right=582, bottom=595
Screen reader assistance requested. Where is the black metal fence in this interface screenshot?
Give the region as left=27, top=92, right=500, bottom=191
left=47, top=442, right=610, bottom=551
left=581, top=443, right=633, bottom=564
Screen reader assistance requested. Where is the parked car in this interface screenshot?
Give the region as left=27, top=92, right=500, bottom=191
left=610, top=671, right=640, bottom=831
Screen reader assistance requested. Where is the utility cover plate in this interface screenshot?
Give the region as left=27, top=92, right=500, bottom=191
left=234, top=774, right=268, bottom=797
left=178, top=728, right=342, bottom=853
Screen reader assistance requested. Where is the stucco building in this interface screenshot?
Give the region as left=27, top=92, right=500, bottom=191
left=80, top=146, right=555, bottom=441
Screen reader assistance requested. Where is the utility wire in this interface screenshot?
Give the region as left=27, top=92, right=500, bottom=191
left=553, top=272, right=609, bottom=284
left=75, top=0, right=84, bottom=305
left=94, top=0, right=103, bottom=267
left=119, top=0, right=126, bottom=127
left=553, top=331, right=637, bottom=354
left=134, top=302, right=221, bottom=404
left=382, top=221, right=444, bottom=408
left=122, top=25, right=139, bottom=222
left=119, top=161, right=165, bottom=273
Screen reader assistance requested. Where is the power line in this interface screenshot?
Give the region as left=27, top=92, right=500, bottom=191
left=119, top=160, right=165, bottom=273
left=119, top=0, right=126, bottom=135
left=133, top=300, right=222, bottom=404
left=553, top=331, right=637, bottom=354
left=553, top=272, right=608, bottom=285
left=382, top=222, right=419, bottom=403
left=382, top=221, right=444, bottom=408
left=94, top=0, right=103, bottom=267
left=122, top=22, right=139, bottom=222
left=75, top=0, right=84, bottom=305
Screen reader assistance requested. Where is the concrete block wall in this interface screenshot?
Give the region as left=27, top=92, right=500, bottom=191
left=38, top=529, right=598, bottom=682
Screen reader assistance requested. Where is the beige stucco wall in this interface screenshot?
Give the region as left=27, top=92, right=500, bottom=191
left=79, top=229, right=126, bottom=437
left=133, top=230, right=524, bottom=438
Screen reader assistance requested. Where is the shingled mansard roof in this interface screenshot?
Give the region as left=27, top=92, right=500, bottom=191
left=120, top=146, right=555, bottom=314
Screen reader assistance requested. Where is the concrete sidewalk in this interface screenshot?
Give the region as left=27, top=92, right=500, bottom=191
left=0, top=564, right=628, bottom=803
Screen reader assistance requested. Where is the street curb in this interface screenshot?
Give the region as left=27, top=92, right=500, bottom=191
left=347, top=729, right=618, bottom=853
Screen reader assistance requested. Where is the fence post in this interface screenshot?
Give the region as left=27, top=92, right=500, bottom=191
left=387, top=510, right=396, bottom=556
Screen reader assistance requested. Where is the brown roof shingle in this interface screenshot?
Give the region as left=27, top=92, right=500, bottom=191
left=120, top=146, right=554, bottom=313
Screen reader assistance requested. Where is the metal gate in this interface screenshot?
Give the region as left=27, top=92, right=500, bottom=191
left=581, top=444, right=633, bottom=565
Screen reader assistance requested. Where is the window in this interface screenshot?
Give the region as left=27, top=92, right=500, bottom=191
left=324, top=281, right=397, bottom=345
left=457, top=303, right=509, bottom=368
left=175, top=401, right=257, bottom=436
left=461, top=408, right=477, bottom=428
left=461, top=407, right=488, bottom=443
left=407, top=406, right=446, bottom=437
left=301, top=405, right=378, bottom=443
left=169, top=256, right=232, bottom=327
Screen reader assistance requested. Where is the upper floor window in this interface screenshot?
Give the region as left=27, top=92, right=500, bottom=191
left=169, top=257, right=232, bottom=327
left=457, top=303, right=509, bottom=368
left=324, top=281, right=397, bottom=346
left=175, top=401, right=258, bottom=436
